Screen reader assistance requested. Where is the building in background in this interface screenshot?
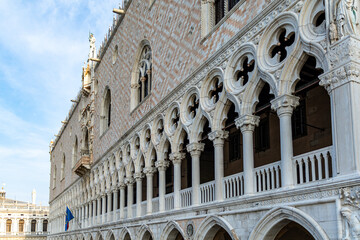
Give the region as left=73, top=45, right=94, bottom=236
left=48, top=0, right=360, bottom=239
left=0, top=188, right=49, bottom=240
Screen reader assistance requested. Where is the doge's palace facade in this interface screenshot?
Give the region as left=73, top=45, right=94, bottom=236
left=48, top=0, right=360, bottom=239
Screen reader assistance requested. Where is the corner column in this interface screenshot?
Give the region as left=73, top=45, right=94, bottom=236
left=235, top=114, right=259, bottom=194
left=187, top=142, right=204, bottom=206
left=209, top=130, right=229, bottom=201
left=271, top=94, right=299, bottom=188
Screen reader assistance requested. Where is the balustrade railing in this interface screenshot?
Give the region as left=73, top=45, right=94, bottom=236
left=223, top=172, right=244, bottom=199
left=180, top=188, right=192, bottom=207
left=293, top=146, right=333, bottom=185
left=200, top=181, right=215, bottom=204
left=165, top=193, right=174, bottom=210
left=254, top=161, right=281, bottom=192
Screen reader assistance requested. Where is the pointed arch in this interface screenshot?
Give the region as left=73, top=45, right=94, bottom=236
left=138, top=224, right=154, bottom=240
left=194, top=215, right=238, bottom=240
left=105, top=230, right=115, bottom=240
left=161, top=221, right=186, bottom=240
left=248, top=206, right=329, bottom=240
left=119, top=227, right=133, bottom=240
left=212, top=94, right=241, bottom=131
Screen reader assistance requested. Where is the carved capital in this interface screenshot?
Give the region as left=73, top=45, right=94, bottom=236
left=271, top=94, right=299, bottom=117
left=155, top=160, right=170, bottom=171
left=320, top=63, right=360, bottom=93
left=124, top=177, right=135, bottom=185
left=143, top=167, right=157, bottom=176
left=235, top=114, right=260, bottom=132
left=140, top=76, right=147, bottom=82
left=169, top=152, right=185, bottom=165
left=134, top=172, right=144, bottom=180
left=208, top=130, right=229, bottom=146
left=186, top=142, right=205, bottom=156
left=118, top=182, right=126, bottom=189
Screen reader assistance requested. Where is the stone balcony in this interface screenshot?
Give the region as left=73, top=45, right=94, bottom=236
left=73, top=150, right=91, bottom=177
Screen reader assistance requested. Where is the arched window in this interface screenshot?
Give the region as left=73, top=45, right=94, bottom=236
left=72, top=136, right=78, bottom=167
left=19, top=219, right=24, bottom=233
left=130, top=42, right=152, bottom=110
left=138, top=45, right=152, bottom=102
left=61, top=154, right=65, bottom=180
left=6, top=219, right=11, bottom=233
left=42, top=220, right=48, bottom=232
left=31, top=220, right=36, bottom=232
left=101, top=88, right=111, bottom=135
left=52, top=165, right=57, bottom=189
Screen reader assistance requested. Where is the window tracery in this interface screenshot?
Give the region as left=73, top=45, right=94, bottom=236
left=138, top=45, right=152, bottom=103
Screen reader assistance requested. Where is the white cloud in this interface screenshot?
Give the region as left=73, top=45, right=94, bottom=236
left=0, top=0, right=120, bottom=204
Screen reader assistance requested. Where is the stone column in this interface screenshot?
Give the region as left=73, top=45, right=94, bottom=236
left=81, top=205, right=85, bottom=226
left=209, top=130, right=229, bottom=201
left=113, top=188, right=119, bottom=221
left=271, top=94, right=299, bottom=188
left=170, top=152, right=185, bottom=209
left=235, top=114, right=259, bottom=194
left=96, top=197, right=101, bottom=224
left=119, top=183, right=126, bottom=219
left=144, top=167, right=156, bottom=215
left=187, top=142, right=205, bottom=206
left=125, top=177, right=135, bottom=218
left=134, top=172, right=144, bottom=217
left=92, top=200, right=96, bottom=226
left=155, top=160, right=169, bottom=212
left=107, top=192, right=112, bottom=222
left=320, top=41, right=360, bottom=175
left=84, top=203, right=88, bottom=227
left=101, top=194, right=107, bottom=223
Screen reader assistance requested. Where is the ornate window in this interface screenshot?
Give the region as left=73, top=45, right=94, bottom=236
left=19, top=219, right=24, bottom=233
left=201, top=0, right=241, bottom=37
left=72, top=136, right=78, bottom=167
left=43, top=220, right=48, bottom=232
left=101, top=88, right=111, bottom=134
left=60, top=154, right=65, bottom=180
left=52, top=165, right=56, bottom=189
left=138, top=45, right=152, bottom=102
left=31, top=220, right=36, bottom=232
left=130, top=42, right=152, bottom=110
left=6, top=219, right=11, bottom=233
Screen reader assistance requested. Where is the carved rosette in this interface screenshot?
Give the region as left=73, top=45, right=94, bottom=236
left=271, top=94, right=299, bottom=116
left=235, top=114, right=260, bottom=132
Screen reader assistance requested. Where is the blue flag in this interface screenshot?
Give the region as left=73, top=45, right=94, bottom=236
left=65, top=207, right=74, bottom=231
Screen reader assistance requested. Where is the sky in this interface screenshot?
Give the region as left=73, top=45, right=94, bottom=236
left=0, top=0, right=121, bottom=205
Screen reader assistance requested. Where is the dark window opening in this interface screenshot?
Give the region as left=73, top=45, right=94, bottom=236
left=215, top=0, right=225, bottom=24
left=228, top=0, right=240, bottom=12
left=292, top=99, right=307, bottom=139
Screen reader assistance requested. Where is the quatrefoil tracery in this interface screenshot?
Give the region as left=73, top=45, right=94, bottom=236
left=170, top=108, right=180, bottom=132
left=270, top=29, right=295, bottom=62
left=144, top=129, right=151, bottom=147
left=208, top=78, right=223, bottom=104
left=188, top=94, right=199, bottom=119
left=156, top=119, right=164, bottom=140
left=236, top=57, right=255, bottom=86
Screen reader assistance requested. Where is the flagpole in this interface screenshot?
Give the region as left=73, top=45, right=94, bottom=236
left=67, top=206, right=81, bottom=230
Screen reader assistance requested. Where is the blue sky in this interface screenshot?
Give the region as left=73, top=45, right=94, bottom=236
left=0, top=0, right=120, bottom=205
